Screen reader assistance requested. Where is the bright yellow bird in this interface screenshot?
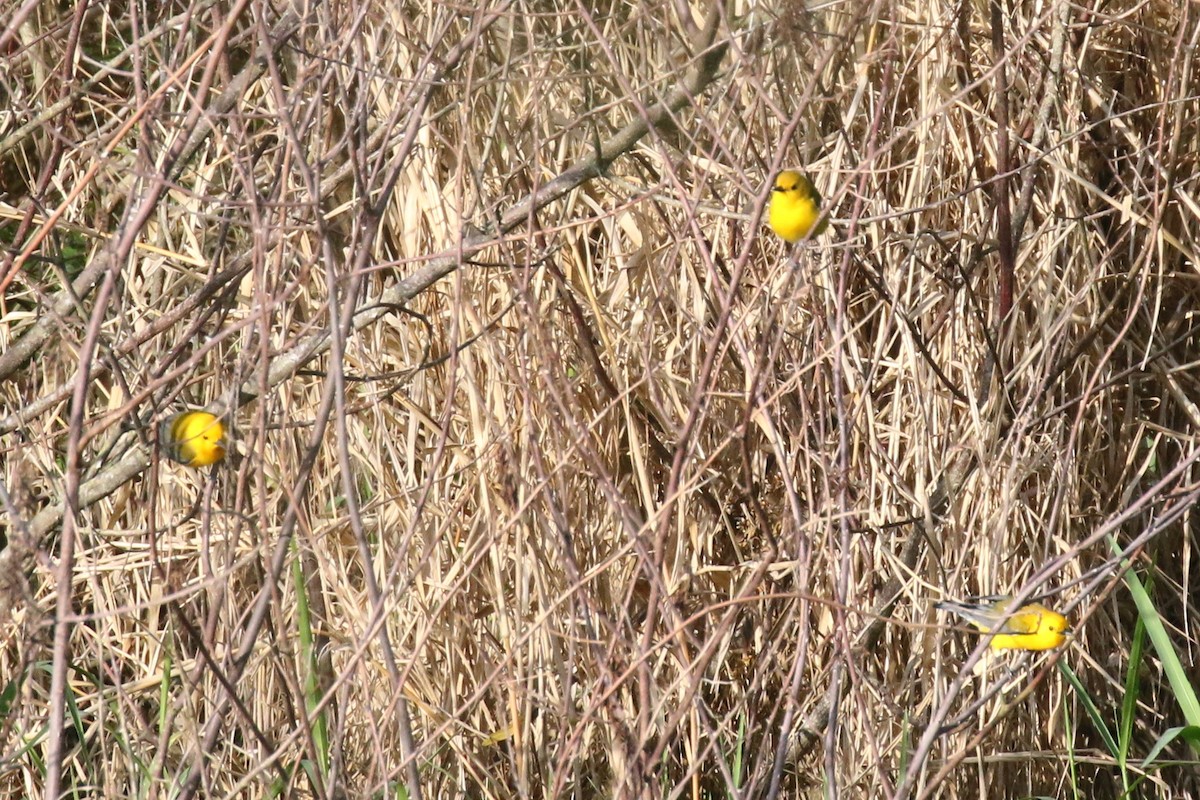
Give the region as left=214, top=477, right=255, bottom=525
left=160, top=411, right=227, bottom=467
left=768, top=169, right=828, bottom=242
left=936, top=595, right=1071, bottom=652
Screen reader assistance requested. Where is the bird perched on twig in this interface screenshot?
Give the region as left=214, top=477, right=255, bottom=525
left=768, top=169, right=828, bottom=243
left=936, top=595, right=1071, bottom=651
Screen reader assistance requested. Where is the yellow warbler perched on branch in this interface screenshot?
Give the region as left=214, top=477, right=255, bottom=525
left=160, top=411, right=227, bottom=467
left=768, top=169, right=828, bottom=242
left=935, top=595, right=1071, bottom=652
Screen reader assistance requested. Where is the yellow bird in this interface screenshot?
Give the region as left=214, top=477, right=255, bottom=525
left=768, top=169, right=828, bottom=242
left=936, top=595, right=1071, bottom=652
left=160, top=411, right=227, bottom=467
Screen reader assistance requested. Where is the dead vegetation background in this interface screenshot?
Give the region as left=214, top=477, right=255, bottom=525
left=1, top=0, right=1199, bottom=797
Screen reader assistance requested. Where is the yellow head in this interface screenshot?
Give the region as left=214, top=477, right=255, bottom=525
left=768, top=169, right=828, bottom=243
left=161, top=411, right=227, bottom=467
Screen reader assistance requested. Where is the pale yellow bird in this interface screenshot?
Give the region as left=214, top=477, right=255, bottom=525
left=936, top=596, right=1071, bottom=651
left=160, top=411, right=227, bottom=467
left=768, top=170, right=828, bottom=242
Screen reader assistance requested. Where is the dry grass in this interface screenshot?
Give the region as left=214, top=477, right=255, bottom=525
left=2, top=0, right=1199, bottom=797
